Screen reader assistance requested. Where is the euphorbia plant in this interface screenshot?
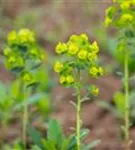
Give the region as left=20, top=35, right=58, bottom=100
left=3, top=28, right=45, bottom=148
left=54, top=34, right=104, bottom=150
left=105, top=0, right=135, bottom=149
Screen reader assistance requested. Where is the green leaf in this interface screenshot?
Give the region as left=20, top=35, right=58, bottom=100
left=10, top=66, right=24, bottom=74
left=61, top=137, right=71, bottom=150
left=31, top=145, right=42, bottom=150
left=80, top=128, right=90, bottom=141
left=0, top=82, right=7, bottom=98
left=27, top=124, right=42, bottom=148
left=67, top=132, right=77, bottom=150
left=67, top=129, right=90, bottom=150
left=42, top=140, right=56, bottom=150
left=116, top=71, right=123, bottom=77
left=113, top=92, right=125, bottom=118
left=125, top=29, right=135, bottom=38
left=14, top=93, right=48, bottom=110
left=47, top=119, right=64, bottom=149
left=96, top=101, right=114, bottom=112
left=36, top=94, right=51, bottom=114
left=10, top=79, right=24, bottom=102
left=106, top=6, right=116, bottom=18
left=82, top=140, right=100, bottom=150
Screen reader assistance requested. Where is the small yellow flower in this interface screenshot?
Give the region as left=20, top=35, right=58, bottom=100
left=66, top=75, right=74, bottom=84
left=8, top=31, right=18, bottom=44
left=87, top=52, right=97, bottom=61
left=89, top=66, right=98, bottom=78
left=56, top=42, right=67, bottom=54
left=68, top=43, right=79, bottom=55
left=91, top=41, right=99, bottom=53
left=105, top=17, right=112, bottom=27
left=78, top=50, right=87, bottom=60
left=120, top=13, right=133, bottom=23
left=120, top=1, right=131, bottom=10
left=59, top=75, right=66, bottom=84
left=91, top=85, right=99, bottom=96
left=54, top=61, right=64, bottom=73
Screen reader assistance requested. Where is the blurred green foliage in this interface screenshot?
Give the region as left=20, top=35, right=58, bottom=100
left=28, top=119, right=100, bottom=150
left=0, top=63, right=53, bottom=125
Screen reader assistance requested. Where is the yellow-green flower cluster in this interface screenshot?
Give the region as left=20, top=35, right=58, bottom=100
left=55, top=34, right=99, bottom=62
left=54, top=34, right=104, bottom=92
left=4, top=29, right=45, bottom=86
left=105, top=0, right=135, bottom=27
left=8, top=29, right=35, bottom=45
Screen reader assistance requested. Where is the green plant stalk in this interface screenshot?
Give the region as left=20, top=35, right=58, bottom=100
left=2, top=111, right=8, bottom=136
left=76, top=88, right=81, bottom=150
left=124, top=50, right=130, bottom=150
left=22, top=86, right=28, bottom=149
left=3, top=111, right=9, bottom=127
left=23, top=97, right=27, bottom=149
left=76, top=70, right=81, bottom=150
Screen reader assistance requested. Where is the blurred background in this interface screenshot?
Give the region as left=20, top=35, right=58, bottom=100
left=1, top=0, right=135, bottom=150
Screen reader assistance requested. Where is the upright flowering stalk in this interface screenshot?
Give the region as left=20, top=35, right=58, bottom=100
left=54, top=34, right=104, bottom=150
left=4, top=29, right=45, bottom=148
left=105, top=0, right=135, bottom=149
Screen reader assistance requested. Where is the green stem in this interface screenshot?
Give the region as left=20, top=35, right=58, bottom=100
left=76, top=71, right=81, bottom=150
left=2, top=111, right=8, bottom=135
left=124, top=50, right=130, bottom=150
left=22, top=87, right=28, bottom=149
